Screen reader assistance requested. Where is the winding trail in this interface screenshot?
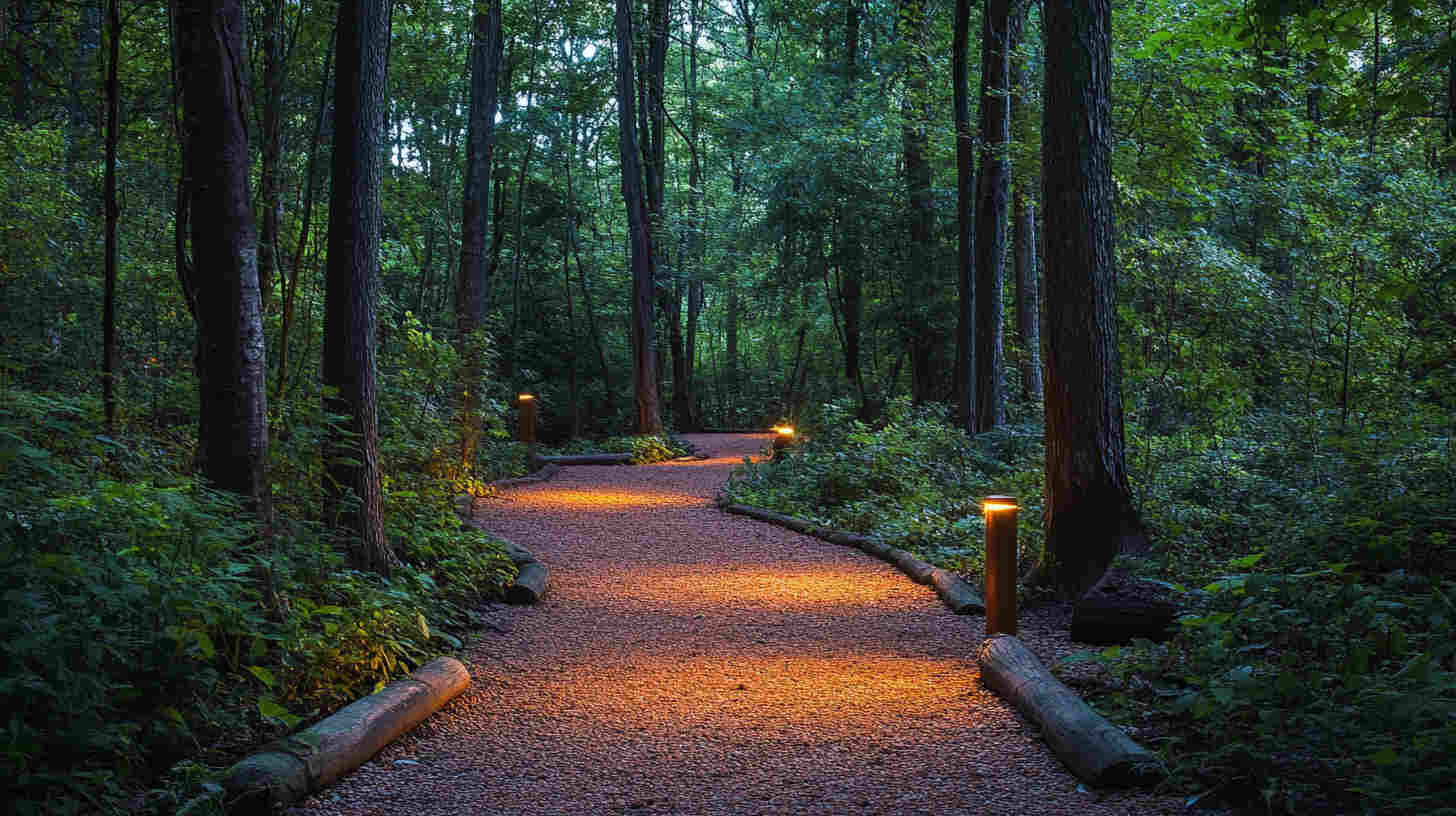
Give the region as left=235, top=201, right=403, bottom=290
left=295, top=434, right=1179, bottom=815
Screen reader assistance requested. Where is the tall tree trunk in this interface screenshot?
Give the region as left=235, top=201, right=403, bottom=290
left=1446, top=3, right=1455, bottom=176
left=974, top=0, right=1014, bottom=431
left=456, top=0, right=502, bottom=469
left=1010, top=1, right=1041, bottom=405
left=1040, top=0, right=1146, bottom=600
left=102, top=0, right=120, bottom=432
left=323, top=0, right=391, bottom=572
left=257, top=0, right=285, bottom=312
left=841, top=0, right=867, bottom=415
left=616, top=0, right=663, bottom=434
left=176, top=0, right=269, bottom=514
left=275, top=29, right=334, bottom=405
left=952, top=0, right=975, bottom=432
left=899, top=0, right=936, bottom=404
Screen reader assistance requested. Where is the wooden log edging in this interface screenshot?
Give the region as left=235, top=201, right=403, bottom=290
left=503, top=541, right=548, bottom=605
left=977, top=635, right=1163, bottom=786
left=721, top=503, right=985, bottom=615
left=222, top=657, right=470, bottom=813
left=535, top=452, right=634, bottom=466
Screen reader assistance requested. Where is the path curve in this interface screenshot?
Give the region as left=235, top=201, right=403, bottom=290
left=293, top=434, right=1178, bottom=815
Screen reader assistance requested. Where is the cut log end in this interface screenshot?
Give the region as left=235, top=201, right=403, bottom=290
left=1070, top=579, right=1180, bottom=645
left=506, top=561, right=549, bottom=604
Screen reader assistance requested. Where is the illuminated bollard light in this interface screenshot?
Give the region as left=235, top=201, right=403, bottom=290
left=771, top=425, right=795, bottom=451
left=983, top=495, right=1018, bottom=636
left=518, top=394, right=537, bottom=445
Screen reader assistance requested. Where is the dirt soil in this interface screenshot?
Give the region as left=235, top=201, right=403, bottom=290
left=291, top=433, right=1183, bottom=816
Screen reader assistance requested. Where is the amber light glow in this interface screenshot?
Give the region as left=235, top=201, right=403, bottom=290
left=772, top=425, right=795, bottom=437
left=519, top=393, right=535, bottom=401
left=982, top=501, right=1018, bottom=513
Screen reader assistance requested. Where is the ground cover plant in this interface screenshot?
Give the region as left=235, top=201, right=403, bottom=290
left=1, top=377, right=516, bottom=815
left=724, top=401, right=1456, bottom=815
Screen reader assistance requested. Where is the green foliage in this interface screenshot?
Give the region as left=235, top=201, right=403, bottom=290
left=553, top=434, right=692, bottom=464
left=722, top=398, right=1043, bottom=576
left=1067, top=417, right=1456, bottom=814
left=0, top=385, right=516, bottom=814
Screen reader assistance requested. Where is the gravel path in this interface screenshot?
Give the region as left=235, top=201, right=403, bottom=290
left=293, top=434, right=1181, bottom=815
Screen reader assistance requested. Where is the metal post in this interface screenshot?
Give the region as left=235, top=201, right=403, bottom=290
left=984, top=495, right=1018, bottom=636
left=519, top=394, right=537, bottom=445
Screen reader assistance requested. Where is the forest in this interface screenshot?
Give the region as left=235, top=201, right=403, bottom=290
left=1, top=0, right=1453, bottom=812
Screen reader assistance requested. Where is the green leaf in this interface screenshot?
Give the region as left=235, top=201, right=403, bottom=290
left=416, top=612, right=430, bottom=640
left=258, top=697, right=301, bottom=728
left=1369, top=747, right=1398, bottom=767
left=245, top=665, right=276, bottom=689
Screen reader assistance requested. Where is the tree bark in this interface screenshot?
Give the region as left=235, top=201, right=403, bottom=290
left=616, top=0, right=663, bottom=435
left=952, top=0, right=976, bottom=433
left=274, top=29, right=333, bottom=406
left=102, top=0, right=120, bottom=432
left=978, top=635, right=1161, bottom=785
left=1040, top=0, right=1146, bottom=599
left=257, top=0, right=285, bottom=313
left=324, top=0, right=392, bottom=572
left=974, top=0, right=1014, bottom=431
left=899, top=0, right=937, bottom=405
left=457, top=0, right=502, bottom=468
left=1010, top=6, right=1041, bottom=405
left=176, top=0, right=269, bottom=513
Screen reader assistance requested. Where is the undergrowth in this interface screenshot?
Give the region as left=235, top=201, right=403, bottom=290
left=0, top=316, right=519, bottom=816
left=722, top=398, right=1456, bottom=814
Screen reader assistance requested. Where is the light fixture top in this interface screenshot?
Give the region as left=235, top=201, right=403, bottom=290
left=983, top=495, right=1018, bottom=512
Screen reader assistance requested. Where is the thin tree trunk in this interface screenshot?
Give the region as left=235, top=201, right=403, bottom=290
left=616, top=0, right=663, bottom=434
left=974, top=0, right=1014, bottom=431
left=899, top=0, right=936, bottom=405
left=176, top=0, right=269, bottom=514
left=953, top=0, right=975, bottom=432
left=1010, top=1, right=1041, bottom=404
left=102, top=0, right=120, bottom=431
left=1040, top=0, right=1146, bottom=600
left=457, top=0, right=502, bottom=469
left=258, top=0, right=285, bottom=312
left=324, top=0, right=391, bottom=572
left=275, top=29, right=334, bottom=405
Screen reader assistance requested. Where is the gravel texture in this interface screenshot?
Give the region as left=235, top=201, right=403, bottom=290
left=291, top=434, right=1182, bottom=816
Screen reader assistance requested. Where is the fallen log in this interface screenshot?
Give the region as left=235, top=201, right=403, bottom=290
left=722, top=503, right=984, bottom=615
left=223, top=657, right=470, bottom=813
left=1070, top=593, right=1179, bottom=645
left=978, top=635, right=1162, bottom=786
left=928, top=568, right=984, bottom=615
left=486, top=462, right=563, bottom=491
left=536, top=453, right=633, bottom=466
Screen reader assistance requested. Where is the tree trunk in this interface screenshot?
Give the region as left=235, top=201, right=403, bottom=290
left=899, top=0, right=936, bottom=405
left=176, top=0, right=269, bottom=514
left=102, top=0, right=120, bottom=432
left=257, top=0, right=285, bottom=313
left=616, top=0, right=663, bottom=435
left=974, top=0, right=1014, bottom=431
left=275, top=29, right=333, bottom=406
left=1010, top=7, right=1041, bottom=405
left=457, top=0, right=502, bottom=469
left=952, top=0, right=976, bottom=433
left=324, top=0, right=392, bottom=572
left=1040, top=0, right=1146, bottom=600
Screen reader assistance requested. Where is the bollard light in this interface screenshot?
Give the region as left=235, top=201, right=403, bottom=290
left=983, top=495, right=1019, bottom=636
left=771, top=425, right=795, bottom=451
left=518, top=394, right=537, bottom=445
